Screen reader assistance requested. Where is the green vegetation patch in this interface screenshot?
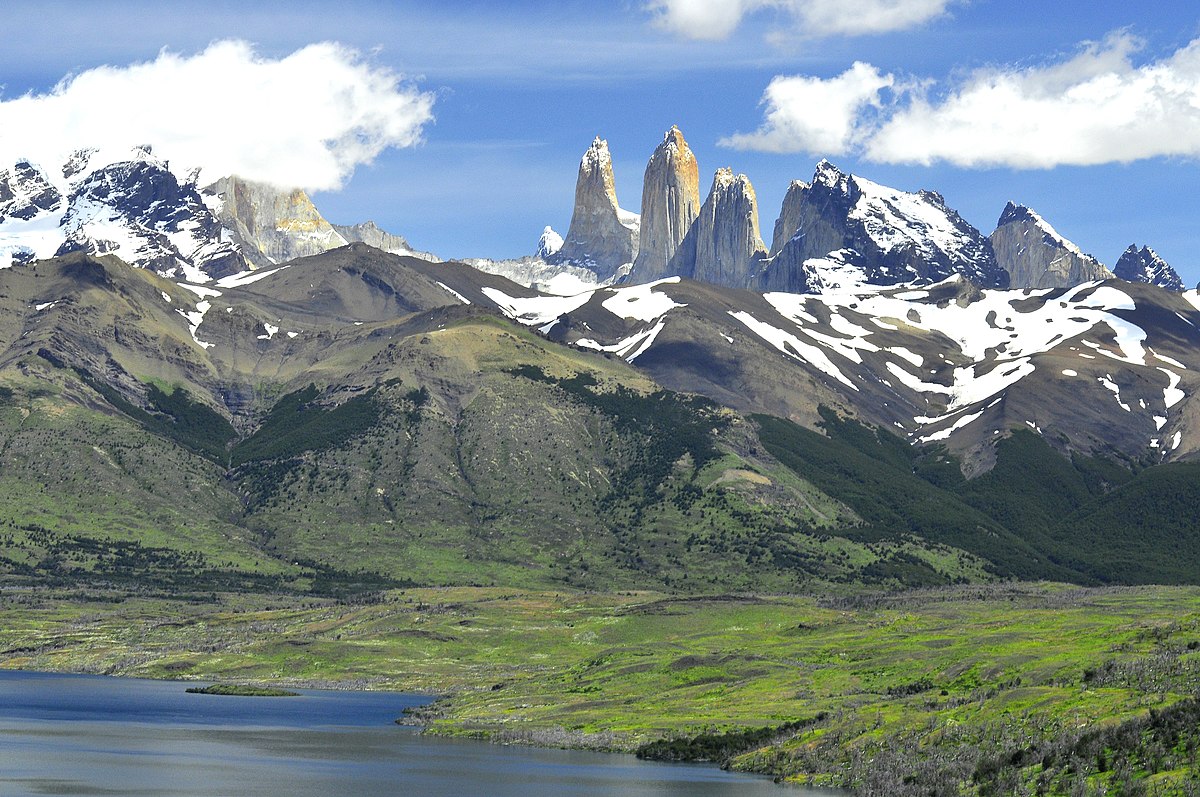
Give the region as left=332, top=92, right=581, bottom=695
left=231, top=384, right=382, bottom=466
left=186, top=683, right=299, bottom=697
left=70, top=366, right=236, bottom=462
left=752, top=411, right=1071, bottom=581
left=6, top=584, right=1200, bottom=794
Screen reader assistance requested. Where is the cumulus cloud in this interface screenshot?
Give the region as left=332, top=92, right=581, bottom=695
left=0, top=40, right=435, bottom=190
left=720, top=62, right=896, bottom=154
left=726, top=32, right=1200, bottom=169
left=867, top=32, right=1200, bottom=167
left=648, top=0, right=958, bottom=40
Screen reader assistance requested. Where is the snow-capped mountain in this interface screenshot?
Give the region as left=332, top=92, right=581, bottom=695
left=535, top=226, right=563, bottom=259
left=0, top=160, right=63, bottom=223
left=757, top=161, right=1008, bottom=293
left=1114, top=244, right=1184, bottom=292
left=0, top=147, right=427, bottom=282
left=0, top=146, right=245, bottom=280
left=481, top=271, right=1200, bottom=471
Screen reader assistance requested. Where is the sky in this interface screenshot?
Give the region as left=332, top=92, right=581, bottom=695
left=2, top=0, right=1200, bottom=284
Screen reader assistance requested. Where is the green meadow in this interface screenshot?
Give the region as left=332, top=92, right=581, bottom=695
left=4, top=583, right=1200, bottom=794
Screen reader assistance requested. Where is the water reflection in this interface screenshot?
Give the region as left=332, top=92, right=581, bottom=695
left=0, top=671, right=836, bottom=796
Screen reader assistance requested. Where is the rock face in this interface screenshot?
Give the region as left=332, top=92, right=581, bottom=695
left=990, top=203, right=1112, bottom=289
left=0, top=161, right=62, bottom=222
left=204, top=176, right=348, bottom=270
left=333, top=220, right=436, bottom=261
left=758, top=161, right=1006, bottom=293
left=56, top=153, right=247, bottom=280
left=1114, top=244, right=1184, bottom=292
left=630, top=126, right=700, bottom=281
left=0, top=147, right=428, bottom=280
left=549, top=137, right=639, bottom=282
left=667, top=168, right=767, bottom=285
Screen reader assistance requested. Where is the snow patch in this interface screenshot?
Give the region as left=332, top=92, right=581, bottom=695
left=919, top=408, right=985, bottom=443
left=576, top=318, right=668, bottom=363
left=436, top=281, right=471, bottom=305
left=1098, top=376, right=1131, bottom=412
left=601, top=278, right=684, bottom=322
left=730, top=310, right=856, bottom=390
left=1158, top=368, right=1184, bottom=409
left=177, top=301, right=214, bottom=349
left=482, top=287, right=594, bottom=327
left=217, top=265, right=289, bottom=288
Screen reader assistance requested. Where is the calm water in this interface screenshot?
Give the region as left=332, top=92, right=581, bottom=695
left=0, top=671, right=835, bottom=796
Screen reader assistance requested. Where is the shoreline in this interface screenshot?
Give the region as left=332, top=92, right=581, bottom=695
left=4, top=584, right=1199, bottom=793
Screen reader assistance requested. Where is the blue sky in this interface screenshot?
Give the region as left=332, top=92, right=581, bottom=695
left=3, top=1, right=1200, bottom=284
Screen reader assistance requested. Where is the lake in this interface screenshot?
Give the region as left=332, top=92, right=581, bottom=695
left=0, top=670, right=836, bottom=796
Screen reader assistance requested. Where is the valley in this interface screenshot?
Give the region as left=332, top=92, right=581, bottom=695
left=0, top=135, right=1199, bottom=795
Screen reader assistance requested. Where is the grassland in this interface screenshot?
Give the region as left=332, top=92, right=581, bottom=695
left=3, top=583, right=1200, bottom=794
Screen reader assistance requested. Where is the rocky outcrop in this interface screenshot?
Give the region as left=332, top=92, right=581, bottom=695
left=758, top=161, right=1006, bottom=293
left=1114, top=244, right=1184, bottom=292
left=0, top=161, right=62, bottom=222
left=990, top=203, right=1111, bottom=289
left=768, top=179, right=807, bottom=258
left=204, top=176, right=348, bottom=270
left=667, top=168, right=767, bottom=285
left=549, top=137, right=639, bottom=282
left=333, top=220, right=436, bottom=262
left=630, top=126, right=700, bottom=281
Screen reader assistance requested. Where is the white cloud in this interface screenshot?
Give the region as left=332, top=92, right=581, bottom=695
left=648, top=0, right=958, bottom=40
left=868, top=33, right=1200, bottom=167
left=726, top=32, right=1200, bottom=170
left=649, top=0, right=764, bottom=40
left=720, top=62, right=897, bottom=154
left=0, top=40, right=435, bottom=191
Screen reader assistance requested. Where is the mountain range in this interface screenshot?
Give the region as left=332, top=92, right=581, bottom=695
left=543, top=127, right=1185, bottom=295
left=0, top=131, right=1198, bottom=595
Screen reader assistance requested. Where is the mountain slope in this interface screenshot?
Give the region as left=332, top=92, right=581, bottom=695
left=483, top=273, right=1200, bottom=470
left=4, top=244, right=1200, bottom=593
left=1, top=246, right=1017, bottom=593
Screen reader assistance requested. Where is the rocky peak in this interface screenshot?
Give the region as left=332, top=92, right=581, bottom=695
left=812, top=159, right=856, bottom=194
left=758, top=162, right=1004, bottom=293
left=666, top=167, right=766, bottom=285
left=0, top=160, right=62, bottom=223
left=990, top=202, right=1111, bottom=289
left=549, top=136, right=639, bottom=282
left=768, top=180, right=808, bottom=258
left=333, top=220, right=435, bottom=261
left=630, top=125, right=701, bottom=281
left=56, top=154, right=246, bottom=281
left=203, top=176, right=348, bottom=270
left=535, top=226, right=564, bottom=259
left=1114, top=244, right=1184, bottom=292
